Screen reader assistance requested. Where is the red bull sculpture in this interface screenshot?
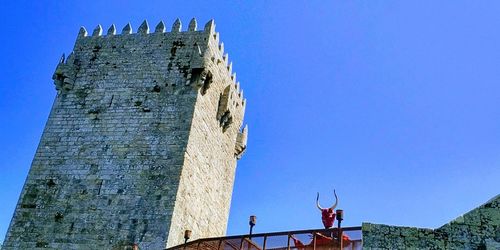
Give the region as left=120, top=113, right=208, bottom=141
left=316, top=190, right=338, bottom=229
left=291, top=190, right=351, bottom=249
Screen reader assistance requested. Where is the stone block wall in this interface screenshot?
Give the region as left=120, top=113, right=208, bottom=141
left=362, top=223, right=447, bottom=249
left=166, top=22, right=246, bottom=247
left=363, top=194, right=499, bottom=249
left=4, top=19, right=247, bottom=249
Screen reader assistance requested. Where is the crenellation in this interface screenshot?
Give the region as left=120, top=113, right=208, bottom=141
left=213, top=31, right=220, bottom=44
left=188, top=18, right=197, bottom=31
left=58, top=53, right=65, bottom=64
left=219, top=42, right=224, bottom=54
left=172, top=18, right=181, bottom=32
left=223, top=53, right=229, bottom=67
left=204, top=19, right=215, bottom=33
left=231, top=72, right=236, bottom=83
left=107, top=24, right=116, bottom=36
left=92, top=25, right=102, bottom=37
left=155, top=20, right=166, bottom=33
left=203, top=40, right=244, bottom=108
left=122, top=23, right=132, bottom=34
left=138, top=20, right=149, bottom=34
left=78, top=26, right=87, bottom=38
left=235, top=81, right=240, bottom=93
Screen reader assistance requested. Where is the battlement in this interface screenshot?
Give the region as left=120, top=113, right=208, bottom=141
left=60, top=19, right=244, bottom=106
left=77, top=18, right=208, bottom=38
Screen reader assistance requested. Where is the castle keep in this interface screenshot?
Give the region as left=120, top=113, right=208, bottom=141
left=4, top=19, right=247, bottom=249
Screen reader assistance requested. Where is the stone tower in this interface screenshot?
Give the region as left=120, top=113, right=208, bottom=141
left=3, top=19, right=247, bottom=249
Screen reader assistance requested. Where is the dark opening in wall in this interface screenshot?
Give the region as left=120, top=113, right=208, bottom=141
left=201, top=71, right=213, bottom=95
left=46, top=179, right=56, bottom=188
left=216, top=86, right=233, bottom=132
left=54, top=212, right=64, bottom=222
left=217, top=93, right=223, bottom=113
left=220, top=110, right=233, bottom=132
left=152, top=85, right=161, bottom=92
left=36, top=240, right=48, bottom=248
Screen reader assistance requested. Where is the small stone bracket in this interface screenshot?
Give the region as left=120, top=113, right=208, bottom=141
left=53, top=53, right=77, bottom=93
left=190, top=68, right=213, bottom=95
left=235, top=125, right=248, bottom=159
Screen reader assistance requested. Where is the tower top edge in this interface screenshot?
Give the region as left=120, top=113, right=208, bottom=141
left=77, top=18, right=216, bottom=39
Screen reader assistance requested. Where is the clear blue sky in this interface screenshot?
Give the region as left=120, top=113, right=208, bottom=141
left=1, top=0, right=499, bottom=243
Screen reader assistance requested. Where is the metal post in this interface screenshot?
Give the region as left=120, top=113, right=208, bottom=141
left=249, top=215, right=256, bottom=240
left=286, top=234, right=291, bottom=250
left=217, top=239, right=222, bottom=250
left=183, top=230, right=191, bottom=250
left=313, top=233, right=317, bottom=250
left=336, top=210, right=344, bottom=246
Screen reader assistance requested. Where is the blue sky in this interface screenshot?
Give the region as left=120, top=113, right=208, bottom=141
left=1, top=0, right=499, bottom=242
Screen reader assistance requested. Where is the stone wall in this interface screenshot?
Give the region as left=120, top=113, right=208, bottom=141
left=3, top=19, right=247, bottom=249
left=363, top=194, right=500, bottom=249
left=362, top=223, right=447, bottom=249
left=166, top=22, right=246, bottom=247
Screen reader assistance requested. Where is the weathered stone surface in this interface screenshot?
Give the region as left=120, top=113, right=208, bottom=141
left=363, top=194, right=500, bottom=249
left=4, top=19, right=246, bottom=249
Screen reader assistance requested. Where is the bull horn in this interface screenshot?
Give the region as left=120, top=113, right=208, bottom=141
left=330, top=189, right=339, bottom=210
left=316, top=192, right=324, bottom=211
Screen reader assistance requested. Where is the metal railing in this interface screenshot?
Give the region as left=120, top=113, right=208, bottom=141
left=167, top=227, right=362, bottom=250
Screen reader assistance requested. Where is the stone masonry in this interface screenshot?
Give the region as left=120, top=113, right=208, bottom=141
left=3, top=19, right=248, bottom=249
left=362, top=194, right=500, bottom=249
